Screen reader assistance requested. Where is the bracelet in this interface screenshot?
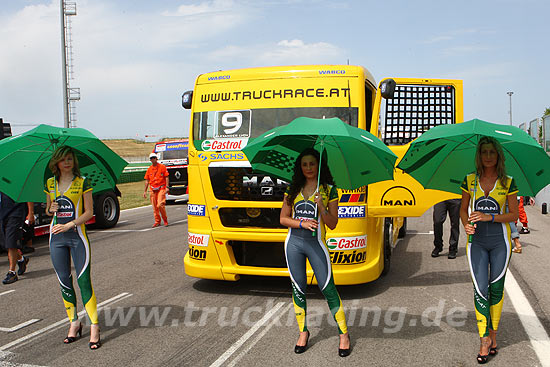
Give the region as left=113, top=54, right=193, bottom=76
left=299, top=219, right=303, bottom=228
left=491, top=214, right=495, bottom=222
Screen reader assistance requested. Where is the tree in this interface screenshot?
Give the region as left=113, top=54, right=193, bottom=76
left=544, top=107, right=550, bottom=117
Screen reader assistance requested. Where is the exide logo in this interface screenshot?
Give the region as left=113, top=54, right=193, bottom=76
left=338, top=206, right=365, bottom=218
left=188, top=232, right=209, bottom=247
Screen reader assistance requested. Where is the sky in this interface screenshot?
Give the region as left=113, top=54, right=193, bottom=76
left=1, top=0, right=549, bottom=139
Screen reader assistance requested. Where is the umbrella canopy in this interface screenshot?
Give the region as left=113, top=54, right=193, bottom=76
left=242, top=117, right=397, bottom=190
left=0, top=124, right=128, bottom=202
left=397, top=118, right=550, bottom=196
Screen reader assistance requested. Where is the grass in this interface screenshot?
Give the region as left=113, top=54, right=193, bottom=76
left=117, top=180, right=150, bottom=210
left=103, top=139, right=156, bottom=159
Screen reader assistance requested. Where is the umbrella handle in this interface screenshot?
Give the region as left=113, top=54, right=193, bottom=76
left=312, top=202, right=317, bottom=237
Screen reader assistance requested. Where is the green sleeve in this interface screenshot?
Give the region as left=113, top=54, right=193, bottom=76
left=460, top=175, right=469, bottom=193
left=82, top=177, right=93, bottom=194
left=329, top=185, right=338, bottom=202
left=508, top=177, right=518, bottom=195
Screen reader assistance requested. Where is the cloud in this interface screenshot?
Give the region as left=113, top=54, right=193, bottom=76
left=161, top=0, right=236, bottom=16
left=443, top=62, right=515, bottom=83
left=422, top=28, right=481, bottom=44
left=204, top=39, right=345, bottom=67
left=440, top=45, right=490, bottom=56
left=257, top=39, right=345, bottom=65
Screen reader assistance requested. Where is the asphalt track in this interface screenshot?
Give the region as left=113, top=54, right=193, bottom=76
left=0, top=203, right=549, bottom=366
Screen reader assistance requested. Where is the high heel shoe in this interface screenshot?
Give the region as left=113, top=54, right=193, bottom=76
left=477, top=354, right=489, bottom=364
left=489, top=341, right=498, bottom=356
left=63, top=322, right=82, bottom=344
left=294, top=330, right=309, bottom=354
left=89, top=326, right=102, bottom=350
left=512, top=247, right=522, bottom=254
left=338, top=334, right=351, bottom=357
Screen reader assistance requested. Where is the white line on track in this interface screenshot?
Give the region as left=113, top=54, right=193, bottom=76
left=0, top=319, right=41, bottom=333
left=0, top=292, right=133, bottom=351
left=505, top=271, right=550, bottom=367
left=226, top=303, right=292, bottom=367
left=0, top=290, right=15, bottom=297
left=209, top=301, right=287, bottom=367
left=407, top=230, right=434, bottom=235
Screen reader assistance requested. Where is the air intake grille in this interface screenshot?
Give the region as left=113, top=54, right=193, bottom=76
left=383, top=84, right=455, bottom=145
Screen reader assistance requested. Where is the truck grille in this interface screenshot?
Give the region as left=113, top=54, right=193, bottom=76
left=219, top=208, right=285, bottom=228
left=167, top=165, right=188, bottom=185
left=229, top=241, right=287, bottom=268
left=209, top=167, right=288, bottom=202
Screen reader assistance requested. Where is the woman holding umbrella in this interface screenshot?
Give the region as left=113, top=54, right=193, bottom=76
left=280, top=148, right=350, bottom=357
left=459, top=137, right=518, bottom=364
left=45, top=146, right=101, bottom=349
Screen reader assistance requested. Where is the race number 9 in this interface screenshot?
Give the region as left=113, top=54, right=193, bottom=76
left=221, top=112, right=242, bottom=134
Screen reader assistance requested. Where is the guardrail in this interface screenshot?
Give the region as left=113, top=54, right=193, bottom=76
left=119, top=161, right=149, bottom=184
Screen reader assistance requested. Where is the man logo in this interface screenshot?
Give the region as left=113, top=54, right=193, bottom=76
left=380, top=186, right=416, bottom=206
left=475, top=197, right=500, bottom=212
left=327, top=238, right=338, bottom=250
left=261, top=187, right=273, bottom=196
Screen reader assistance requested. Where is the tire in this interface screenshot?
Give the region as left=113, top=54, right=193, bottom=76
left=93, top=191, right=120, bottom=228
left=381, top=217, right=392, bottom=276
left=398, top=217, right=407, bottom=238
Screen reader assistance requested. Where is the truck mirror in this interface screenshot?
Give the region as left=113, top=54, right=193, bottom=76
left=380, top=79, right=396, bottom=99
left=182, top=91, right=193, bottom=109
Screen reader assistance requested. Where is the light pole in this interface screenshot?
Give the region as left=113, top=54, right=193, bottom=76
left=507, top=91, right=513, bottom=126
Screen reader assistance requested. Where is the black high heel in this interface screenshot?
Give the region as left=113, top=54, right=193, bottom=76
left=294, top=330, right=309, bottom=354
left=489, top=342, right=498, bottom=356
left=477, top=354, right=489, bottom=364
left=338, top=334, right=351, bottom=357
left=63, top=323, right=82, bottom=344
left=89, top=326, right=101, bottom=350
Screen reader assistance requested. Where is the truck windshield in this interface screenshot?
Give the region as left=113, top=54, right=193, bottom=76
left=193, top=107, right=358, bottom=141
left=160, top=149, right=188, bottom=160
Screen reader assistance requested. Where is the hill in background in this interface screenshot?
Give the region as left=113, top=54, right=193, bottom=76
left=103, top=139, right=155, bottom=160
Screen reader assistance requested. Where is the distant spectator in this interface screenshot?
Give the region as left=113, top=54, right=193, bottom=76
left=517, top=196, right=535, bottom=234
left=1, top=192, right=30, bottom=285
left=431, top=199, right=461, bottom=259
left=143, top=152, right=169, bottom=227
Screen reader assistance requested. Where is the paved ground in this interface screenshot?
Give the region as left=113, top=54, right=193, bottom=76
left=0, top=203, right=548, bottom=366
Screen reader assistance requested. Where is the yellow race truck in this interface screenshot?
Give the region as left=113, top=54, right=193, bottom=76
left=181, top=65, right=462, bottom=285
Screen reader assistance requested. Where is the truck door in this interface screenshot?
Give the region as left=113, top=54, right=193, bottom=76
left=368, top=78, right=464, bottom=217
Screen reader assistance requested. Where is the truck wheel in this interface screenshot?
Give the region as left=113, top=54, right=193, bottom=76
left=398, top=218, right=407, bottom=238
left=93, top=191, right=120, bottom=228
left=381, top=218, right=392, bottom=276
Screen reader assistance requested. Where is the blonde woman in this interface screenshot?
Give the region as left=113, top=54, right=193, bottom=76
left=45, top=146, right=101, bottom=349
left=459, top=137, right=518, bottom=363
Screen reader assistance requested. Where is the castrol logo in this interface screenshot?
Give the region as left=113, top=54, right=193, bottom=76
left=188, top=232, right=209, bottom=247
left=326, top=235, right=367, bottom=251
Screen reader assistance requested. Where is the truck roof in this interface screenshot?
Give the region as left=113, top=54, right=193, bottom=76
left=196, top=65, right=376, bottom=88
